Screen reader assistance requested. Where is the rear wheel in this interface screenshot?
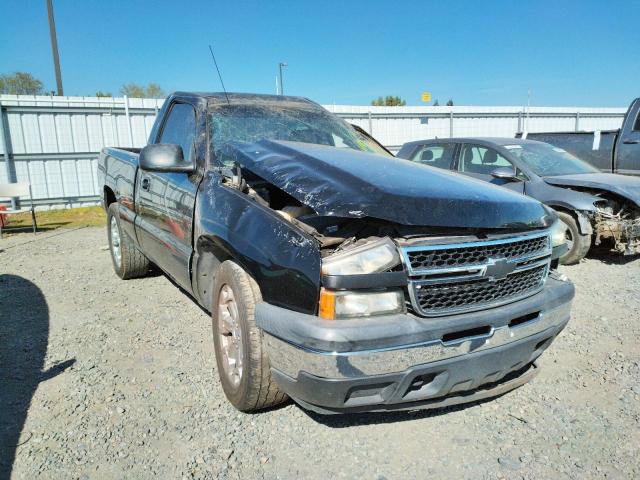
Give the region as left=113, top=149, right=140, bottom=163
left=211, top=261, right=287, bottom=411
left=556, top=211, right=591, bottom=265
left=107, top=203, right=150, bottom=279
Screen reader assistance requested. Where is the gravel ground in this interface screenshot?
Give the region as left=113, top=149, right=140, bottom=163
left=1, top=226, right=639, bottom=480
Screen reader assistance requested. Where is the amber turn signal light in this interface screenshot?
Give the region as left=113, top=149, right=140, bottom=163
left=318, top=288, right=336, bottom=320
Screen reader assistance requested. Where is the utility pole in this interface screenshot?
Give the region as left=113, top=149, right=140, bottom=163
left=278, top=62, right=287, bottom=96
left=46, top=0, right=64, bottom=96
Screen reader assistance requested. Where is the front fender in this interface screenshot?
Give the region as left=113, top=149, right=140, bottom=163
left=528, top=181, right=600, bottom=212
left=193, top=173, right=321, bottom=314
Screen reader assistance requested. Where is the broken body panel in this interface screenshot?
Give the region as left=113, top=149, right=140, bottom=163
left=544, top=173, right=640, bottom=253
left=224, top=139, right=553, bottom=230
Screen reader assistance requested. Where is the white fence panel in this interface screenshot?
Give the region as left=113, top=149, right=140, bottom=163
left=0, top=94, right=627, bottom=209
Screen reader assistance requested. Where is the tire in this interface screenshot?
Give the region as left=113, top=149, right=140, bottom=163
left=211, top=260, right=287, bottom=412
left=556, top=211, right=591, bottom=265
left=107, top=203, right=150, bottom=279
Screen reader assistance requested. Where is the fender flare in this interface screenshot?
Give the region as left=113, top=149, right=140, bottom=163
left=549, top=206, right=593, bottom=235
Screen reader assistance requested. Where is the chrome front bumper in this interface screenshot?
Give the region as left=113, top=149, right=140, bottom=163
left=257, top=276, right=574, bottom=413
left=265, top=301, right=571, bottom=379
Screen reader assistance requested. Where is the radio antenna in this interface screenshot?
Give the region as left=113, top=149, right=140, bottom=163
left=208, top=44, right=230, bottom=105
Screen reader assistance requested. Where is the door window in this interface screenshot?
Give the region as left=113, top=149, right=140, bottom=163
left=410, top=144, right=455, bottom=169
left=458, top=145, right=513, bottom=174
left=159, top=103, right=197, bottom=162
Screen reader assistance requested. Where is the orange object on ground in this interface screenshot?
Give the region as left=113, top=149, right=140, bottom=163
left=0, top=205, right=6, bottom=227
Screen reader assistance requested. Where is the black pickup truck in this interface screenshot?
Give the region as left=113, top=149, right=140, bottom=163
left=521, top=98, right=640, bottom=176
left=98, top=92, right=574, bottom=414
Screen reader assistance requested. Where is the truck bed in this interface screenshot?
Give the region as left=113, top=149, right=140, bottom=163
left=517, top=130, right=618, bottom=172
left=97, top=147, right=140, bottom=220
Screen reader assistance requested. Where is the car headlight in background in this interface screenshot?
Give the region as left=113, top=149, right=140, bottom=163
left=319, top=288, right=405, bottom=320
left=321, top=237, right=400, bottom=276
left=549, top=219, right=567, bottom=248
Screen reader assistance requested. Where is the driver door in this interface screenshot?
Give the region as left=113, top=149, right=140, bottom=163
left=455, top=144, right=525, bottom=194
left=135, top=102, right=200, bottom=289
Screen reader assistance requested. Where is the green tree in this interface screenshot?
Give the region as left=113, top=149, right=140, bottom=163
left=0, top=72, right=45, bottom=95
left=95, top=91, right=112, bottom=97
left=120, top=82, right=165, bottom=98
left=120, top=83, right=146, bottom=98
left=371, top=95, right=406, bottom=106
left=433, top=99, right=440, bottom=106
left=446, top=99, right=454, bottom=106
left=145, top=83, right=165, bottom=98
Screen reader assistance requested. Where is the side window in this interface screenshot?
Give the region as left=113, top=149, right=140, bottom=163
left=158, top=103, right=197, bottom=163
left=633, top=111, right=640, bottom=131
left=458, top=145, right=513, bottom=174
left=410, top=144, right=455, bottom=169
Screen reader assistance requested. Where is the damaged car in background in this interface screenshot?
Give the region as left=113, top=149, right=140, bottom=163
left=99, top=92, right=574, bottom=414
left=397, top=138, right=640, bottom=264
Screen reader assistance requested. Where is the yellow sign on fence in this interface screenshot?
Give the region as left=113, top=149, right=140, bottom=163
left=421, top=92, right=432, bottom=102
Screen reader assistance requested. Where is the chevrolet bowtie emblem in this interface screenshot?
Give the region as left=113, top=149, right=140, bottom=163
left=483, top=257, right=516, bottom=281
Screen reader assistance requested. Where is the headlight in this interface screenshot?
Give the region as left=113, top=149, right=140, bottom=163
left=320, top=238, right=404, bottom=319
left=319, top=288, right=405, bottom=320
left=321, top=237, right=400, bottom=276
left=549, top=219, right=567, bottom=248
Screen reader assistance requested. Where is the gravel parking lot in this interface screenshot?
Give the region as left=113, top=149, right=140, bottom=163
left=1, top=226, right=639, bottom=479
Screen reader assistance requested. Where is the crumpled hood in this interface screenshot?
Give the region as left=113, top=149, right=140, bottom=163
left=544, top=173, right=640, bottom=206
left=225, top=140, right=553, bottom=229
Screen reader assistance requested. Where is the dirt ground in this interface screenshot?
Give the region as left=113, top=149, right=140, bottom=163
left=1, top=226, right=639, bottom=479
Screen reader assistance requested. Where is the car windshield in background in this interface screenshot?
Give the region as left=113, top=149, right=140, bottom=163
left=506, top=142, right=600, bottom=176
left=210, top=101, right=386, bottom=161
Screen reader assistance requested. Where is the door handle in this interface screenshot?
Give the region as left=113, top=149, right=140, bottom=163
left=623, top=138, right=640, bottom=145
left=141, top=177, right=150, bottom=191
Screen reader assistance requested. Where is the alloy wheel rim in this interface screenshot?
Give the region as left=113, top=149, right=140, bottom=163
left=110, top=217, right=122, bottom=268
left=217, top=284, right=243, bottom=388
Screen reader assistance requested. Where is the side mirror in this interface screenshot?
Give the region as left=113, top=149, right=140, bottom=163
left=491, top=167, right=519, bottom=181
left=139, top=144, right=194, bottom=173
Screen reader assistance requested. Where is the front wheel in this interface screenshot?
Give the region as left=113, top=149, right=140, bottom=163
left=211, top=261, right=287, bottom=411
left=556, top=211, right=591, bottom=265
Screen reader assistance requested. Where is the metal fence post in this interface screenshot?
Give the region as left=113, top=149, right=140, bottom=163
left=0, top=101, right=17, bottom=208
left=575, top=111, right=580, bottom=131
left=517, top=111, right=523, bottom=132
left=124, top=95, right=134, bottom=147
left=449, top=111, right=454, bottom=138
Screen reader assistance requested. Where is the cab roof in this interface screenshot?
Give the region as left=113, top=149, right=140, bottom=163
left=171, top=91, right=316, bottom=107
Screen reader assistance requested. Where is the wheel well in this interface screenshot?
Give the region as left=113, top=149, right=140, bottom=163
left=193, top=237, right=265, bottom=312
left=549, top=206, right=592, bottom=236
left=194, top=243, right=232, bottom=312
left=548, top=205, right=573, bottom=217
left=104, top=186, right=116, bottom=208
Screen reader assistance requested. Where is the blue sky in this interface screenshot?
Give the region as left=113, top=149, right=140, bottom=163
left=1, top=0, right=638, bottom=106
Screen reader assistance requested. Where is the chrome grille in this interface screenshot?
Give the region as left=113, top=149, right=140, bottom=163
left=414, top=264, right=548, bottom=314
left=402, top=232, right=551, bottom=317
left=406, top=235, right=550, bottom=272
